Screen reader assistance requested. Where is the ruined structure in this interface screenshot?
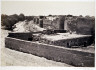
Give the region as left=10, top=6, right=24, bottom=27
left=5, top=15, right=95, bottom=67
left=37, top=15, right=95, bottom=35
left=5, top=32, right=94, bottom=67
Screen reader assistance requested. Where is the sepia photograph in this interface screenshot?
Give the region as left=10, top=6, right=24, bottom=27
left=0, top=0, right=95, bottom=68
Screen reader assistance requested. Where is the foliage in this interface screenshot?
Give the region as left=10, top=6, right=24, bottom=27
left=1, top=13, right=25, bottom=30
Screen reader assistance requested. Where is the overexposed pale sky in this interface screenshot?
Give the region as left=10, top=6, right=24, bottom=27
left=1, top=1, right=95, bottom=16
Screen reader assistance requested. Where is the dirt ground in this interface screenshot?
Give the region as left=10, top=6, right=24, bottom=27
left=1, top=29, right=72, bottom=66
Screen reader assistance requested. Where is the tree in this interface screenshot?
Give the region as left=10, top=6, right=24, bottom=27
left=19, top=13, right=25, bottom=21
left=79, top=15, right=83, bottom=17
left=85, top=15, right=90, bottom=18
left=1, top=14, right=8, bottom=26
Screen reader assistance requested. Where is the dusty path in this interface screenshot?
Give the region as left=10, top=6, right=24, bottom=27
left=1, top=29, right=72, bottom=66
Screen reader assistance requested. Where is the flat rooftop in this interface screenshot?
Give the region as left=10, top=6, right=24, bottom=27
left=41, top=33, right=92, bottom=41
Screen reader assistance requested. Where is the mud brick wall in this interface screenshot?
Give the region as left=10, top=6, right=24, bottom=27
left=5, top=37, right=94, bottom=67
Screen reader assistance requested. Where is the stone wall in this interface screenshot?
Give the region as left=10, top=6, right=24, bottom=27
left=76, top=17, right=95, bottom=35
left=43, top=16, right=65, bottom=30
left=42, top=16, right=95, bottom=36
left=5, top=37, right=94, bottom=67
left=8, top=32, right=32, bottom=40
left=39, top=35, right=92, bottom=48
left=65, top=17, right=95, bottom=35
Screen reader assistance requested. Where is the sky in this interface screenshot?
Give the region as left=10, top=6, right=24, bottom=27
left=1, top=1, right=95, bottom=16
